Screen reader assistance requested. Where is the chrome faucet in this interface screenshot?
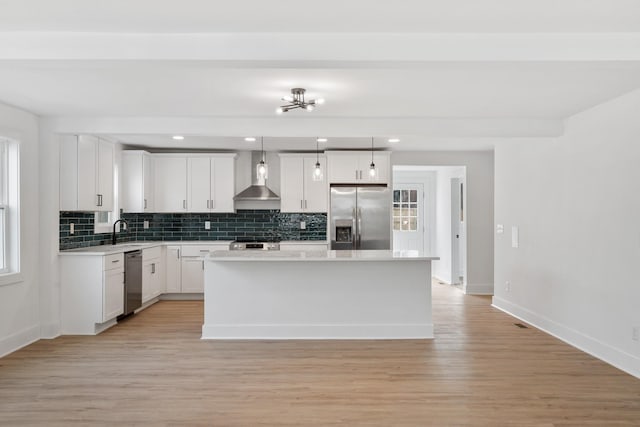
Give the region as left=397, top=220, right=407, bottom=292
left=112, top=219, right=129, bottom=245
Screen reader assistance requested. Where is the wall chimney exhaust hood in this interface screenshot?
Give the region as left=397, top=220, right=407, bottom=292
left=234, top=151, right=281, bottom=201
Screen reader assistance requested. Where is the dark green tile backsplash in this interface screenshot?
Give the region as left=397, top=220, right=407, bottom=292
left=60, top=210, right=327, bottom=250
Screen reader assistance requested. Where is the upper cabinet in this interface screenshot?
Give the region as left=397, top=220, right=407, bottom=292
left=326, top=151, right=390, bottom=184
left=153, top=156, right=188, bottom=213
left=279, top=154, right=327, bottom=213
left=147, top=153, right=236, bottom=213
left=121, top=150, right=154, bottom=213
left=187, top=155, right=236, bottom=213
left=60, top=135, right=114, bottom=212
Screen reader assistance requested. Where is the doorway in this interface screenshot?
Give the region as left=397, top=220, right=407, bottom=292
left=393, top=166, right=467, bottom=288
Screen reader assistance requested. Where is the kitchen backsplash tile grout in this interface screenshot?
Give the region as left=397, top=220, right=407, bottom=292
left=59, top=210, right=327, bottom=250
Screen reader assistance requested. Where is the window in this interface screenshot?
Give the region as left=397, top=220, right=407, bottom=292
left=0, top=137, right=19, bottom=279
left=393, top=189, right=419, bottom=231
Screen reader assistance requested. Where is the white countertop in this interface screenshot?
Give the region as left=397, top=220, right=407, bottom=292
left=207, top=250, right=438, bottom=262
left=59, top=240, right=233, bottom=256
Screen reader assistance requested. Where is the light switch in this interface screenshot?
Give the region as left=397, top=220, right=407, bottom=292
left=496, top=224, right=504, bottom=234
left=205, top=221, right=211, bottom=230
left=143, top=220, right=149, bottom=229
left=511, top=226, right=519, bottom=248
left=70, top=223, right=74, bottom=235
left=300, top=221, right=306, bottom=230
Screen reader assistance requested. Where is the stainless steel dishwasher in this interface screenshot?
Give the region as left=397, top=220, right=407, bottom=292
left=120, top=250, right=142, bottom=318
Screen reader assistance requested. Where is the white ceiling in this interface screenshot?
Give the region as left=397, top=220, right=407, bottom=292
left=1, top=1, right=640, bottom=151
left=2, top=61, right=640, bottom=119
left=2, top=0, right=640, bottom=33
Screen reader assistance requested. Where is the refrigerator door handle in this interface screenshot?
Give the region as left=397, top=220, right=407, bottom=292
left=352, top=208, right=357, bottom=249
left=357, top=208, right=362, bottom=248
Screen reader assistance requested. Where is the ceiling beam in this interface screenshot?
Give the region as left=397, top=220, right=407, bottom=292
left=2, top=32, right=640, bottom=62
left=42, top=116, right=564, bottom=138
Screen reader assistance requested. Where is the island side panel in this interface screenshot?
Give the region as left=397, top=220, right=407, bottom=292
left=203, top=259, right=433, bottom=339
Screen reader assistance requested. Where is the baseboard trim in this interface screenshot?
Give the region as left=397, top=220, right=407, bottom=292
left=0, top=325, right=40, bottom=358
left=202, top=323, right=434, bottom=340
left=39, top=321, right=60, bottom=339
left=432, top=275, right=452, bottom=285
left=492, top=296, right=640, bottom=379
left=464, top=283, right=494, bottom=295
left=160, top=293, right=204, bottom=301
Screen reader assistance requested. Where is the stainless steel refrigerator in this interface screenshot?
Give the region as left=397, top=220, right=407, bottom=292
left=330, top=185, right=391, bottom=250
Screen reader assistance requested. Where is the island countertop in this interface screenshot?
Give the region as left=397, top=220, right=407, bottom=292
left=207, top=249, right=439, bottom=262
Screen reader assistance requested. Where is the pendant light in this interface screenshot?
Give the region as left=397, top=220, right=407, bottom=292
left=256, top=136, right=268, bottom=181
left=368, top=137, right=378, bottom=180
left=312, top=137, right=324, bottom=181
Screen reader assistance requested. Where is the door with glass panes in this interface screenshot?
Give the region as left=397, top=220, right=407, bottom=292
left=392, top=184, right=424, bottom=251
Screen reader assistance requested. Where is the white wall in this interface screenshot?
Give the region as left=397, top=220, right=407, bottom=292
left=493, top=89, right=640, bottom=378
left=0, top=102, right=41, bottom=356
left=392, top=152, right=494, bottom=294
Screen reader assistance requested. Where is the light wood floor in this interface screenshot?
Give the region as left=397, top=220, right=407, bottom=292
left=1, top=283, right=639, bottom=426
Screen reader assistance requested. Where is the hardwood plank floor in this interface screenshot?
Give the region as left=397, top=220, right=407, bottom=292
left=1, top=282, right=639, bottom=426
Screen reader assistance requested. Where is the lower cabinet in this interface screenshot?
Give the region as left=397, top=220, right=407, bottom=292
left=103, top=268, right=125, bottom=322
left=174, top=244, right=230, bottom=293
left=142, top=246, right=163, bottom=304
left=181, top=257, right=205, bottom=293
left=60, top=253, right=125, bottom=335
left=165, top=245, right=182, bottom=293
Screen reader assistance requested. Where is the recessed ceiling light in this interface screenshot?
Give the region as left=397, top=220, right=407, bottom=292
left=388, top=138, right=400, bottom=143
left=316, top=138, right=328, bottom=143
left=172, top=135, right=184, bottom=140
left=244, top=137, right=256, bottom=142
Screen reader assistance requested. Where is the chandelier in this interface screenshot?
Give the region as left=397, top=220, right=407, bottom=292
left=276, top=88, right=324, bottom=114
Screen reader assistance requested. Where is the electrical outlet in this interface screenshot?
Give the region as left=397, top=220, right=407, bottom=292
left=143, top=220, right=149, bottom=229
left=300, top=221, right=306, bottom=230
left=69, top=223, right=74, bottom=235
left=496, top=224, right=504, bottom=234
left=205, top=221, right=211, bottom=230
left=505, top=281, right=511, bottom=292
left=633, top=327, right=639, bottom=342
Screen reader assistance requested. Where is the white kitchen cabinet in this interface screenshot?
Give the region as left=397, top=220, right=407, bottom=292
left=154, top=156, right=188, bottom=212
left=103, top=268, right=125, bottom=322
left=60, top=135, right=114, bottom=212
left=121, top=150, right=154, bottom=212
left=279, top=154, right=327, bottom=213
left=187, top=155, right=236, bottom=213
left=180, top=244, right=230, bottom=293
left=142, top=246, right=163, bottom=303
left=60, top=253, right=124, bottom=335
left=165, top=245, right=182, bottom=293
left=181, top=257, right=205, bottom=293
left=326, top=151, right=390, bottom=184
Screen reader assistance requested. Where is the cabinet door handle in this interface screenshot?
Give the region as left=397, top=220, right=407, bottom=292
left=210, top=199, right=214, bottom=209
left=304, top=200, right=307, bottom=209
left=207, top=199, right=210, bottom=209
left=183, top=200, right=186, bottom=209
left=300, top=199, right=303, bottom=209
left=144, top=199, right=147, bottom=209
left=355, top=170, right=358, bottom=180
left=111, top=259, right=120, bottom=263
left=151, top=263, right=156, bottom=274
left=176, top=249, right=180, bottom=259
left=202, top=260, right=204, bottom=270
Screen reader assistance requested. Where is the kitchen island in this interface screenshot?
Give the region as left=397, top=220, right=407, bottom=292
left=202, top=250, right=438, bottom=340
